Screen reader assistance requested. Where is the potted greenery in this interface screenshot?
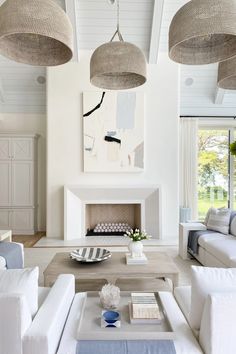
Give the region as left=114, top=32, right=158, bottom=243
left=125, top=229, right=151, bottom=258
left=230, top=141, right=236, bottom=156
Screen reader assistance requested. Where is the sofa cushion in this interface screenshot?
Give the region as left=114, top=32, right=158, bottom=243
left=190, top=266, right=236, bottom=331
left=0, top=267, right=39, bottom=317
left=174, top=286, right=191, bottom=321
left=38, top=287, right=50, bottom=309
left=206, top=208, right=231, bottom=235
left=199, top=236, right=236, bottom=267
left=199, top=292, right=236, bottom=354
left=197, top=232, right=227, bottom=248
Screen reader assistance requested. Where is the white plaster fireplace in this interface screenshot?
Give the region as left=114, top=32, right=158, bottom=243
left=64, top=185, right=161, bottom=240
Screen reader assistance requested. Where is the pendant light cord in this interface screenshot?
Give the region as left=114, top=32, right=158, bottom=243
left=110, top=0, right=124, bottom=42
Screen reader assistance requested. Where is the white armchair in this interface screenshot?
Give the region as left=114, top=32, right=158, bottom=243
left=0, top=274, right=75, bottom=354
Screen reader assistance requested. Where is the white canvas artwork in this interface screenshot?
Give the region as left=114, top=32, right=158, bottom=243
left=83, top=91, right=144, bottom=172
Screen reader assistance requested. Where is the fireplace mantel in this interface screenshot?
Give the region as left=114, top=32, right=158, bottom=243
left=64, top=185, right=162, bottom=241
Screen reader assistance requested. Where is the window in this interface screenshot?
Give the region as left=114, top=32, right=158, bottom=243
left=198, top=128, right=231, bottom=220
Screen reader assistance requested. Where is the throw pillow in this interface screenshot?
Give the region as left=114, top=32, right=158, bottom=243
left=0, top=267, right=39, bottom=317
left=230, top=216, right=236, bottom=237
left=206, top=208, right=231, bottom=234
left=204, top=207, right=214, bottom=226
left=190, top=266, right=236, bottom=330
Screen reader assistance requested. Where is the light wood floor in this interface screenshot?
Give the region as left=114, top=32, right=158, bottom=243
left=12, top=232, right=45, bottom=248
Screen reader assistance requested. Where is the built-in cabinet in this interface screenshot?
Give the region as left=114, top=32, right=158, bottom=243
left=0, top=134, right=38, bottom=234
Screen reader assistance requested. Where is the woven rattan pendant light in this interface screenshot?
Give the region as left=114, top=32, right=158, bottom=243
left=90, top=0, right=146, bottom=90
left=218, top=57, right=236, bottom=90
left=0, top=0, right=73, bottom=66
left=169, top=0, right=236, bottom=65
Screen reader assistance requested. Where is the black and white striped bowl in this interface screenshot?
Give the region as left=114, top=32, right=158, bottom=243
left=70, top=247, right=112, bottom=263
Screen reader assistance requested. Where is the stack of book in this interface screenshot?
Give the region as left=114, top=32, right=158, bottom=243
left=129, top=292, right=162, bottom=324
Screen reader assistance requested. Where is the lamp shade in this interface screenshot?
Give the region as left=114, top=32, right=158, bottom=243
left=218, top=57, right=236, bottom=90
left=90, top=41, right=146, bottom=90
left=169, top=0, right=236, bottom=65
left=0, top=0, right=73, bottom=66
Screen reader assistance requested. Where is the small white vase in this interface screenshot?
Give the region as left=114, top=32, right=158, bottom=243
left=128, top=240, right=143, bottom=258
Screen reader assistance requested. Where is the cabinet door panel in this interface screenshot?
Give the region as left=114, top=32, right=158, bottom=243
left=12, top=162, right=34, bottom=206
left=0, top=210, right=11, bottom=229
left=11, top=209, right=34, bottom=232
left=0, top=138, right=11, bottom=160
left=0, top=161, right=11, bottom=206
left=12, top=138, right=33, bottom=160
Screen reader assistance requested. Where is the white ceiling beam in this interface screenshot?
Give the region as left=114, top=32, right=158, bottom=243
left=214, top=87, right=226, bottom=105
left=149, top=0, right=164, bottom=64
left=65, top=0, right=79, bottom=62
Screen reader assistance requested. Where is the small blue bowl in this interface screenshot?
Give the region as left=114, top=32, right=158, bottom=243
left=103, top=311, right=119, bottom=323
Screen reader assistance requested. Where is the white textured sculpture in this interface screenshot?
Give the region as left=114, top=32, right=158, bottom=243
left=100, top=283, right=121, bottom=309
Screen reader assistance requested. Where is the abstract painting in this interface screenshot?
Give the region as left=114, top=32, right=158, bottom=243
left=83, top=91, right=144, bottom=172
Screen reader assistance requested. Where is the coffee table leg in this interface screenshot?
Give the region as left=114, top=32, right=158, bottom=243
left=105, top=276, right=118, bottom=285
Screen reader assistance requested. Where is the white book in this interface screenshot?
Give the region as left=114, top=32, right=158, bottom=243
left=129, top=302, right=162, bottom=324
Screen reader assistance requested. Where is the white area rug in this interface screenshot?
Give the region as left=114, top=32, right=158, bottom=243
left=25, top=246, right=200, bottom=287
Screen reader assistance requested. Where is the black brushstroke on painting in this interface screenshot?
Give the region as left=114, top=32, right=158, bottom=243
left=104, top=136, right=121, bottom=144
left=83, top=92, right=106, bottom=117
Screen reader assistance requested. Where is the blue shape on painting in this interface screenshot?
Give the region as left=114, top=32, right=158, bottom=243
left=107, top=131, right=117, bottom=137
left=116, top=92, right=136, bottom=129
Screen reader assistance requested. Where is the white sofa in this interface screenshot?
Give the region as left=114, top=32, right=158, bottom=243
left=179, top=222, right=236, bottom=267
left=174, top=285, right=236, bottom=354
left=0, top=274, right=75, bottom=354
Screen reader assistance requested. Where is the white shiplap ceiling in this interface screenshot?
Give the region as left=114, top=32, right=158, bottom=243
left=76, top=0, right=154, bottom=56
left=0, top=0, right=235, bottom=116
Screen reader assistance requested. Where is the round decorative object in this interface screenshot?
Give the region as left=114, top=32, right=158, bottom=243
left=90, top=41, right=147, bottom=90
left=0, top=0, right=73, bottom=66
left=218, top=57, right=236, bottom=90
left=169, top=0, right=236, bottom=65
left=100, top=283, right=120, bottom=309
left=70, top=247, right=112, bottom=263
left=128, top=240, right=143, bottom=258
left=102, top=310, right=119, bottom=323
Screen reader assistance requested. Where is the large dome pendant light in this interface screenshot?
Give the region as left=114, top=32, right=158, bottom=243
left=0, top=0, right=73, bottom=66
left=90, top=0, right=146, bottom=90
left=169, top=0, right=236, bottom=65
left=218, top=57, right=236, bottom=90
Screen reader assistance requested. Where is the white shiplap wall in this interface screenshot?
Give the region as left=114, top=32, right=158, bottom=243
left=0, top=56, right=46, bottom=114
left=158, top=0, right=236, bottom=116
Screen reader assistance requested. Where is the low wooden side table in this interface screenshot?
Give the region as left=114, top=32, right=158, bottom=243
left=0, top=230, right=12, bottom=242
left=44, top=252, right=179, bottom=291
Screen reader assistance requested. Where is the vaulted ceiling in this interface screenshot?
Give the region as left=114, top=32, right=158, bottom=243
left=0, top=0, right=235, bottom=116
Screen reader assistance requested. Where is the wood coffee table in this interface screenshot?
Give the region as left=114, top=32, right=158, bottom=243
left=44, top=252, right=179, bottom=290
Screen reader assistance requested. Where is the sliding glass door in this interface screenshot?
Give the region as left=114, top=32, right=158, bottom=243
left=198, top=129, right=229, bottom=220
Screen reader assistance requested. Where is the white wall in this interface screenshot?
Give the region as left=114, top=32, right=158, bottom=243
left=47, top=51, right=180, bottom=239
left=0, top=113, right=46, bottom=231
